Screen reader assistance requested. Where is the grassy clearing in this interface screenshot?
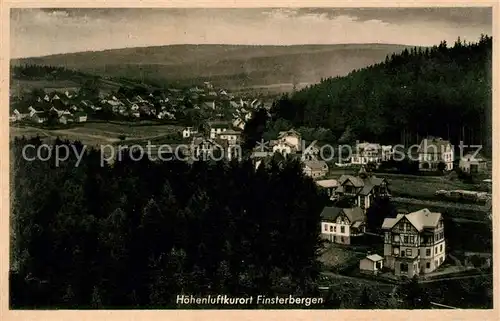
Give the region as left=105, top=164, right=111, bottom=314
left=388, top=176, right=480, bottom=198
left=66, top=122, right=183, bottom=139
left=319, top=243, right=366, bottom=271
left=10, top=122, right=184, bottom=147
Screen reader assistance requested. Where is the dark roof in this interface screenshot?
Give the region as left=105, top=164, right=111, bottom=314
left=320, top=207, right=343, bottom=221
left=337, top=174, right=386, bottom=196
left=320, top=206, right=365, bottom=224
left=304, top=160, right=328, bottom=171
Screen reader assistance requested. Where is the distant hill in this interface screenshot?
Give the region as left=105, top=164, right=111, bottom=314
left=11, top=44, right=412, bottom=89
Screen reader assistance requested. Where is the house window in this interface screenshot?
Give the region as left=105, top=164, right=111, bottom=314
left=341, top=226, right=345, bottom=234
left=403, top=236, right=409, bottom=243
left=406, top=249, right=412, bottom=256
left=401, top=251, right=405, bottom=257
left=400, top=263, right=408, bottom=272
left=340, top=237, right=344, bottom=243
left=440, top=257, right=444, bottom=264
left=394, top=235, right=400, bottom=242
left=329, top=226, right=333, bottom=232
left=409, top=236, right=414, bottom=244
left=426, top=249, right=431, bottom=256
left=426, top=262, right=430, bottom=269
left=435, top=246, right=438, bottom=253
left=440, top=244, right=443, bottom=252
left=324, top=224, right=328, bottom=231
left=334, top=226, right=337, bottom=232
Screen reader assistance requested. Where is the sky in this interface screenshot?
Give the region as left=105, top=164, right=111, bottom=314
left=10, top=7, right=492, bottom=58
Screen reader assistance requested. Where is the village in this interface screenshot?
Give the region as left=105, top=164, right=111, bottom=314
left=9, top=79, right=493, bottom=289
left=9, top=80, right=271, bottom=130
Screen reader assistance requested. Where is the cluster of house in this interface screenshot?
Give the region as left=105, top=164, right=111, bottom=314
left=251, top=129, right=331, bottom=179
left=317, top=166, right=446, bottom=278
left=10, top=81, right=272, bottom=126
left=159, top=126, right=331, bottom=179
left=349, top=137, right=487, bottom=174
left=10, top=91, right=88, bottom=124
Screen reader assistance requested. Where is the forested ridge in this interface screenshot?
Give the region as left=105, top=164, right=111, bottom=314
left=270, top=35, right=492, bottom=152
left=10, top=137, right=326, bottom=308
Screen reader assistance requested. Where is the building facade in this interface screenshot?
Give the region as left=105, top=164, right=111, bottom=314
left=382, top=208, right=446, bottom=278
left=320, top=206, right=366, bottom=245
left=335, top=166, right=390, bottom=212
left=459, top=153, right=488, bottom=174
left=417, top=137, right=454, bottom=171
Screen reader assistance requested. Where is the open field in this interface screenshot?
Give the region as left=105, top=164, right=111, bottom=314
left=11, top=77, right=123, bottom=96
left=319, top=244, right=366, bottom=271
left=10, top=122, right=184, bottom=147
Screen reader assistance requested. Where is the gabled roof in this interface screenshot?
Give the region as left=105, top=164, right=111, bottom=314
left=381, top=208, right=441, bottom=232
left=343, top=207, right=365, bottom=223
left=356, top=142, right=381, bottom=151
left=338, top=175, right=365, bottom=187
left=316, top=179, right=338, bottom=188
left=320, top=206, right=364, bottom=224
left=365, top=254, right=384, bottom=262
left=337, top=173, right=386, bottom=195
left=320, top=207, right=343, bottom=221
left=278, top=129, right=301, bottom=138
left=304, top=160, right=328, bottom=171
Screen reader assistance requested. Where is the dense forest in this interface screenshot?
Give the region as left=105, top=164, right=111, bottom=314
left=10, top=137, right=492, bottom=309
left=10, top=137, right=327, bottom=308
left=269, top=35, right=492, bottom=153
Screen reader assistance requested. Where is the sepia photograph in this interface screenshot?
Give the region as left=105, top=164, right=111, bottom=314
left=7, top=5, right=495, bottom=312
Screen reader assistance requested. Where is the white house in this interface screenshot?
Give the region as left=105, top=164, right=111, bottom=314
left=303, top=160, right=329, bottom=179
left=417, top=137, right=454, bottom=171
left=277, top=129, right=302, bottom=151
left=182, top=127, right=198, bottom=138
left=382, top=208, right=446, bottom=277
left=208, top=121, right=231, bottom=139
left=320, top=206, right=366, bottom=245
left=459, top=153, right=488, bottom=174
left=232, top=118, right=245, bottom=130
left=301, top=140, right=320, bottom=161
left=217, top=129, right=241, bottom=144
left=73, top=112, right=88, bottom=123
left=351, top=142, right=383, bottom=165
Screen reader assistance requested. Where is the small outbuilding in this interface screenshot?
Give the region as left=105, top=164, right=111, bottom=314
left=359, top=254, right=384, bottom=275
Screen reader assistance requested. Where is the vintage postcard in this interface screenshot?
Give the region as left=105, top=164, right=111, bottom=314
left=2, top=1, right=499, bottom=320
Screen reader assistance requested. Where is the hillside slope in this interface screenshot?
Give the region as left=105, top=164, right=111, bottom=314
left=11, top=44, right=411, bottom=89
left=269, top=36, right=492, bottom=152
